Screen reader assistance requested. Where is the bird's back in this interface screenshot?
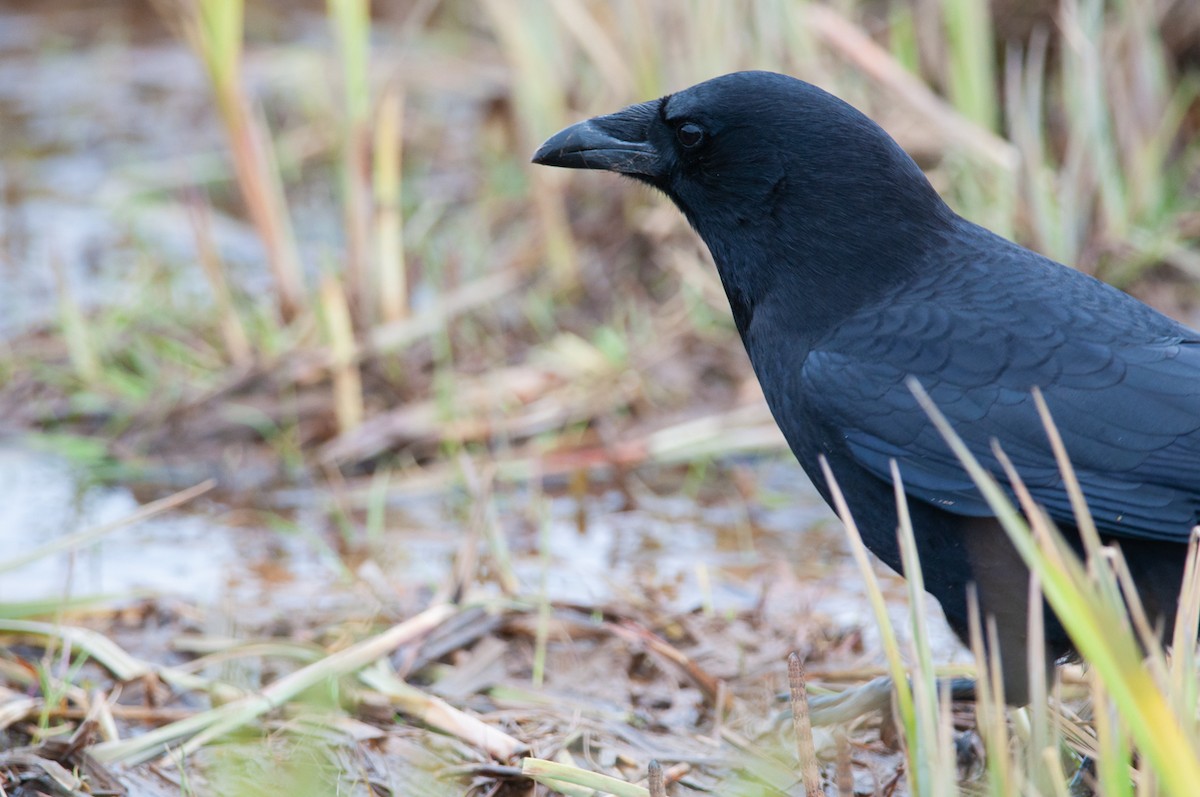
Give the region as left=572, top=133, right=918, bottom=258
left=755, top=216, right=1200, bottom=547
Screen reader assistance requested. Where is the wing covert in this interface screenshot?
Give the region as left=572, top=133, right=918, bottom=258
left=799, top=297, right=1200, bottom=542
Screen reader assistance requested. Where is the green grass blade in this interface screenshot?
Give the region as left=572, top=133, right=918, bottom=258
left=909, top=378, right=1200, bottom=797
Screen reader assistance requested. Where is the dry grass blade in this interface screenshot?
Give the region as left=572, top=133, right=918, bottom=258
left=605, top=619, right=729, bottom=711
left=89, top=602, right=456, bottom=765
left=292, top=267, right=525, bottom=380
left=719, top=726, right=816, bottom=793
left=357, top=661, right=526, bottom=761
left=374, top=85, right=407, bottom=323
left=185, top=0, right=306, bottom=321
left=816, top=456, right=917, bottom=741
left=1024, top=572, right=1053, bottom=796
left=185, top=194, right=253, bottom=367
left=0, top=750, right=83, bottom=795
left=521, top=757, right=651, bottom=797
left=1, top=480, right=215, bottom=575
left=891, top=458, right=952, bottom=793
left=909, top=378, right=1200, bottom=797
left=642, top=403, right=787, bottom=464
left=0, top=689, right=41, bottom=733
left=965, top=589, right=1013, bottom=795
left=1169, top=529, right=1200, bottom=706
left=319, top=363, right=557, bottom=464
left=804, top=4, right=1016, bottom=172
left=807, top=677, right=894, bottom=725
left=1030, top=388, right=1101, bottom=556
left=545, top=751, right=602, bottom=797
left=479, top=0, right=576, bottom=284
left=1105, top=546, right=1172, bottom=690
left=0, top=621, right=151, bottom=682
left=1040, top=746, right=1074, bottom=797
left=320, top=272, right=364, bottom=432
left=548, top=0, right=635, bottom=99
left=328, top=0, right=372, bottom=313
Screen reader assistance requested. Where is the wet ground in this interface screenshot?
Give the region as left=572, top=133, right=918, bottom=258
left=0, top=440, right=969, bottom=669
left=0, top=0, right=971, bottom=696
left=0, top=4, right=979, bottom=793
left=0, top=438, right=971, bottom=795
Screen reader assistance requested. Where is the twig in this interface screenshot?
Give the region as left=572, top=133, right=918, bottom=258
left=836, top=731, right=854, bottom=797
left=606, top=620, right=730, bottom=711
left=789, top=652, right=823, bottom=797
left=647, top=759, right=666, bottom=797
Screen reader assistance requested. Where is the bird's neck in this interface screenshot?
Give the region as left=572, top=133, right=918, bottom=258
left=701, top=210, right=954, bottom=347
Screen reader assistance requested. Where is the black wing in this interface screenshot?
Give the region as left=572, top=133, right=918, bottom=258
left=799, top=231, right=1200, bottom=542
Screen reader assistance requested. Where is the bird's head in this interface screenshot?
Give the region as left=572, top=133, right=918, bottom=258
left=534, top=72, right=955, bottom=335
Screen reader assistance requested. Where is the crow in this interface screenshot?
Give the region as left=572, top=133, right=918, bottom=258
left=533, top=71, right=1200, bottom=704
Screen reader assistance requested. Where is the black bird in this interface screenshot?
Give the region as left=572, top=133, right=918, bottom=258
left=533, top=71, right=1200, bottom=704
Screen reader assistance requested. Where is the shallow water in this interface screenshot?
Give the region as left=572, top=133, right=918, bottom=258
left=0, top=444, right=331, bottom=610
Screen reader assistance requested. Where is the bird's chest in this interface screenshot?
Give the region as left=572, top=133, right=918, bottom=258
left=739, top=320, right=826, bottom=453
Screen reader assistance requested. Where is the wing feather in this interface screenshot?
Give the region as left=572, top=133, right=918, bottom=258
left=798, top=245, right=1200, bottom=543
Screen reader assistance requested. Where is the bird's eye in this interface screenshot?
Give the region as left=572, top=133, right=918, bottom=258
left=676, top=122, right=705, bottom=148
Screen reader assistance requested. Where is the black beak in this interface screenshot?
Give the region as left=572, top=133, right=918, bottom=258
left=532, top=100, right=662, bottom=178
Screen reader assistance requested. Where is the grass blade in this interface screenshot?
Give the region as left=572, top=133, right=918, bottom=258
left=909, top=377, right=1200, bottom=797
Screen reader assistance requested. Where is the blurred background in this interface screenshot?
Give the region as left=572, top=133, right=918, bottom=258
left=2, top=0, right=1200, bottom=792
left=5, top=0, right=1199, bottom=492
